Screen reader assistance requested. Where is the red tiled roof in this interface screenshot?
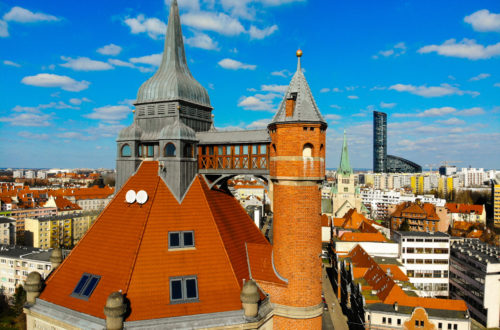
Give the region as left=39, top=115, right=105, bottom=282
left=246, top=243, right=286, bottom=286
left=446, top=203, right=483, bottom=215
left=339, top=232, right=387, bottom=242
left=40, top=161, right=271, bottom=321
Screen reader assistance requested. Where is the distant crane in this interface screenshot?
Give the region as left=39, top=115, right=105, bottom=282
left=425, top=164, right=439, bottom=172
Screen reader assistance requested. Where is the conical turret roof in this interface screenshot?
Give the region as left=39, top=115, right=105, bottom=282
left=338, top=130, right=353, bottom=177
left=136, top=0, right=211, bottom=107
left=270, top=51, right=325, bottom=124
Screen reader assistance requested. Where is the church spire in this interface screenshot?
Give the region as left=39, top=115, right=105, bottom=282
left=338, top=130, right=353, bottom=177
left=135, top=0, right=211, bottom=107
left=270, top=50, right=326, bottom=125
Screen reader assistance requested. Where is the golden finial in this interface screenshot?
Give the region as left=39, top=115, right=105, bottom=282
left=296, top=49, right=303, bottom=57
left=132, top=110, right=135, bottom=113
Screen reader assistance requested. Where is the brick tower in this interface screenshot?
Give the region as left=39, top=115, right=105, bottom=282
left=268, top=50, right=327, bottom=329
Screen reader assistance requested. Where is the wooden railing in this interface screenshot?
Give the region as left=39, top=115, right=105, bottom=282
left=198, top=144, right=269, bottom=171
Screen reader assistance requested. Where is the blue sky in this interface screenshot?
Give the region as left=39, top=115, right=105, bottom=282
left=0, top=0, right=499, bottom=170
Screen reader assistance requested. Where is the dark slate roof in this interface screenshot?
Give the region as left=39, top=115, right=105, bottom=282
left=271, top=54, right=325, bottom=125
left=0, top=217, right=15, bottom=224
left=0, top=245, right=50, bottom=260
left=365, top=303, right=469, bottom=320
left=197, top=129, right=270, bottom=144
left=135, top=0, right=211, bottom=107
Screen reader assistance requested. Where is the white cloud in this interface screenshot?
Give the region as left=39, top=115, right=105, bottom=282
left=3, top=6, right=59, bottom=23
left=389, top=83, right=478, bottom=97
left=249, top=24, right=278, bottom=39
left=21, top=74, right=90, bottom=92
left=271, top=69, right=291, bottom=77
left=372, top=42, right=406, bottom=59
left=380, top=102, right=396, bottom=108
left=464, top=9, right=500, bottom=32
left=418, top=38, right=500, bottom=60
left=129, top=53, right=162, bottom=66
left=320, top=88, right=330, bottom=93
left=56, top=132, right=90, bottom=140
left=124, top=15, right=166, bottom=39
left=85, top=105, right=131, bottom=121
left=0, top=20, right=8, bottom=37
left=185, top=32, right=219, bottom=50
left=3, top=60, right=20, bottom=67
left=246, top=119, right=270, bottom=129
left=182, top=11, right=244, bottom=36
left=107, top=59, right=153, bottom=72
left=324, top=114, right=341, bottom=120
left=18, top=131, right=50, bottom=140
left=494, top=83, right=500, bottom=88
left=330, top=104, right=341, bottom=109
left=218, top=58, right=256, bottom=70
left=13, top=101, right=78, bottom=112
left=97, top=44, right=122, bottom=56
left=469, top=73, right=490, bottom=81
left=261, top=84, right=287, bottom=93
left=238, top=96, right=275, bottom=111
left=0, top=112, right=51, bottom=127
left=60, top=56, right=113, bottom=71
left=347, top=95, right=359, bottom=99
left=69, top=97, right=91, bottom=105
left=436, top=117, right=466, bottom=125
left=455, top=107, right=485, bottom=116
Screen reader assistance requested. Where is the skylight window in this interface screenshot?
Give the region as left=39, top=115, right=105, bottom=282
left=71, top=273, right=100, bottom=300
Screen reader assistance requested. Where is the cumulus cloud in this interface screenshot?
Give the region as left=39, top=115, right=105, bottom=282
left=320, top=88, right=330, bottom=93
left=347, top=95, right=359, bottom=99
left=436, top=117, right=466, bottom=125
left=330, top=104, right=341, bottom=109
left=129, top=53, right=162, bottom=66
left=182, top=11, right=244, bottom=36
left=60, top=56, right=113, bottom=71
left=380, top=102, right=396, bottom=108
left=3, top=60, right=20, bottom=67
left=69, top=97, right=91, bottom=105
left=0, top=112, right=51, bottom=127
left=124, top=15, right=166, bottom=39
left=261, top=84, right=287, bottom=93
left=418, top=38, right=500, bottom=60
left=455, top=107, right=485, bottom=116
left=3, top=6, right=59, bottom=23
left=107, top=59, right=153, bottom=73
left=271, top=69, right=291, bottom=77
left=324, top=114, right=342, bottom=120
left=393, top=106, right=485, bottom=118
left=238, top=96, right=275, bottom=111
left=85, top=105, right=131, bottom=121
left=469, top=73, right=490, bottom=81
left=13, top=101, right=78, bottom=112
left=218, top=58, right=256, bottom=70
left=21, top=74, right=90, bottom=92
left=18, top=131, right=50, bottom=140
left=464, top=9, right=500, bottom=32
left=246, top=119, right=270, bottom=129
left=494, top=83, right=500, bottom=88
left=0, top=20, right=8, bottom=37
left=372, top=42, right=406, bottom=59
left=165, top=0, right=200, bottom=11
left=389, top=83, right=478, bottom=97
left=249, top=24, right=278, bottom=39
left=97, top=44, right=122, bottom=56
left=185, top=32, right=219, bottom=50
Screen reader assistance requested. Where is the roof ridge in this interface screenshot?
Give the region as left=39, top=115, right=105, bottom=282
left=123, top=174, right=161, bottom=294
left=197, top=177, right=245, bottom=289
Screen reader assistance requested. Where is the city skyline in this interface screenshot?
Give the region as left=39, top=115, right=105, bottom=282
left=1, top=0, right=500, bottom=169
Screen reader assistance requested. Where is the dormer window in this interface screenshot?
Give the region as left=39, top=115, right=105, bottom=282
left=169, top=231, right=195, bottom=249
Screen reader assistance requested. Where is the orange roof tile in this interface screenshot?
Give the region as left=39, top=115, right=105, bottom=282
left=339, top=232, right=387, bottom=242
left=321, top=214, right=331, bottom=227
left=246, top=243, right=286, bottom=286
left=40, top=161, right=272, bottom=321
left=446, top=203, right=483, bottom=215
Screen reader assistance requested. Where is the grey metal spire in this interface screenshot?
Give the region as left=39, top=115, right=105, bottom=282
left=270, top=50, right=326, bottom=124
left=135, top=0, right=211, bottom=107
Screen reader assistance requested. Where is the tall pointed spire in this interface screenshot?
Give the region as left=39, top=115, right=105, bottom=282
left=270, top=50, right=326, bottom=124
left=135, top=0, right=211, bottom=107
left=338, top=130, right=353, bottom=177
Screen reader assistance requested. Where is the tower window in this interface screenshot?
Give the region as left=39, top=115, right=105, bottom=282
left=303, top=143, right=313, bottom=157
left=170, top=276, right=198, bottom=303
left=165, top=143, right=176, bottom=157
left=183, top=144, right=193, bottom=158
left=147, top=145, right=154, bottom=157
left=121, top=144, right=131, bottom=157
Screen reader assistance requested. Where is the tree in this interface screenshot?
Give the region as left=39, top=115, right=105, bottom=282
left=12, top=285, right=26, bottom=315
left=398, top=219, right=410, bottom=231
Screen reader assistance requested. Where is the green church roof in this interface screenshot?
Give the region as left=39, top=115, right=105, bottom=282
left=338, top=130, right=353, bottom=177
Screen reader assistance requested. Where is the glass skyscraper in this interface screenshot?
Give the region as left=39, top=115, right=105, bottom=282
left=373, top=111, right=387, bottom=173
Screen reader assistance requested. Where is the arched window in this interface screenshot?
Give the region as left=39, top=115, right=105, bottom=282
left=303, top=143, right=313, bottom=157
left=183, top=143, right=193, bottom=158
left=164, top=143, right=176, bottom=157
left=121, top=144, right=131, bottom=157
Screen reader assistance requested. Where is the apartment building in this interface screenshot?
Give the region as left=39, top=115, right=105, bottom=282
left=0, top=217, right=16, bottom=245
left=450, top=239, right=500, bottom=328
left=446, top=203, right=486, bottom=225
left=0, top=246, right=52, bottom=296
left=389, top=200, right=449, bottom=233
left=494, top=182, right=500, bottom=228
left=393, top=231, right=450, bottom=298
left=24, top=212, right=98, bottom=248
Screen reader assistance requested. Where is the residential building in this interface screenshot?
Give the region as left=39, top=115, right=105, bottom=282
left=494, top=179, right=500, bottom=227
left=0, top=217, right=16, bottom=245
left=36, top=171, right=47, bottom=180
left=459, top=168, right=485, bottom=187
left=439, top=165, right=457, bottom=176
left=445, top=203, right=486, bottom=225
left=373, top=111, right=387, bottom=173
left=450, top=239, right=500, bottom=328
left=331, top=132, right=367, bottom=218
left=24, top=212, right=99, bottom=248
left=25, top=170, right=36, bottom=179
left=393, top=231, right=451, bottom=298
left=0, top=246, right=53, bottom=296
left=389, top=200, right=449, bottom=233
left=332, top=244, right=470, bottom=330
left=13, top=170, right=23, bottom=178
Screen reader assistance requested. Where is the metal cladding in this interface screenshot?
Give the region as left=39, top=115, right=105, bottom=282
left=270, top=53, right=326, bottom=125
left=158, top=118, right=197, bottom=141
left=135, top=0, right=211, bottom=107
left=373, top=111, right=387, bottom=173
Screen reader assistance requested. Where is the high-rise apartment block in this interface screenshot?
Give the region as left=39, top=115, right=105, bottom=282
left=373, top=111, right=387, bottom=173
